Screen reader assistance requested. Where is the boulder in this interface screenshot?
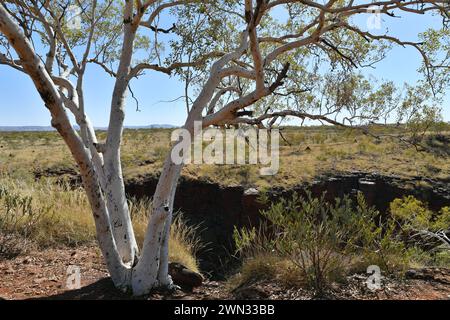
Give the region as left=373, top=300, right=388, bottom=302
left=169, top=262, right=204, bottom=291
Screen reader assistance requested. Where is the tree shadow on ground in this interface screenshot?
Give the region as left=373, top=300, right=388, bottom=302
left=27, top=278, right=137, bottom=300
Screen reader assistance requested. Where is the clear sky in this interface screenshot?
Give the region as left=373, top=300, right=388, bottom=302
left=0, top=8, right=449, bottom=127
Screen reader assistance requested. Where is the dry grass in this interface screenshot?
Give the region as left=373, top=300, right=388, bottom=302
left=130, top=197, right=201, bottom=272
left=1, top=125, right=449, bottom=188
left=226, top=254, right=305, bottom=291
left=0, top=176, right=95, bottom=248
left=1, top=126, right=449, bottom=289
left=0, top=175, right=200, bottom=272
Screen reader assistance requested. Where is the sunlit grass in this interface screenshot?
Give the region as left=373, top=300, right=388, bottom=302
left=0, top=176, right=200, bottom=272
left=1, top=126, right=449, bottom=188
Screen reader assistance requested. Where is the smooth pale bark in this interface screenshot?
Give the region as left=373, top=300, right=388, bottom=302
left=51, top=14, right=138, bottom=266
left=0, top=5, right=130, bottom=289
left=131, top=156, right=183, bottom=294
left=103, top=159, right=138, bottom=265
left=2, top=1, right=290, bottom=293
left=1, top=5, right=278, bottom=294
left=157, top=210, right=173, bottom=285
left=131, top=32, right=250, bottom=295
left=103, top=3, right=139, bottom=264
left=131, top=111, right=202, bottom=295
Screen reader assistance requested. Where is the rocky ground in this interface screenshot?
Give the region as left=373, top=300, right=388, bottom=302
left=0, top=246, right=450, bottom=300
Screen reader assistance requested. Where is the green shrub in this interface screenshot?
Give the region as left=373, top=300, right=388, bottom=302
left=434, top=207, right=450, bottom=230
left=390, top=196, right=433, bottom=232
left=356, top=216, right=411, bottom=274
left=389, top=196, right=450, bottom=238
left=389, top=196, right=450, bottom=266
left=234, top=192, right=414, bottom=294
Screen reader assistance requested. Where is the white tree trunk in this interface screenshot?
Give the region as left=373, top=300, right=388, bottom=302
left=131, top=106, right=205, bottom=295
left=1, top=5, right=253, bottom=295
left=80, top=163, right=131, bottom=289
left=157, top=209, right=173, bottom=286
left=131, top=156, right=183, bottom=295
left=103, top=5, right=139, bottom=264
left=0, top=5, right=131, bottom=289
left=130, top=33, right=250, bottom=294
left=103, top=158, right=138, bottom=265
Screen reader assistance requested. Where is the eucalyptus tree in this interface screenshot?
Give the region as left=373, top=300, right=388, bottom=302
left=0, top=0, right=446, bottom=295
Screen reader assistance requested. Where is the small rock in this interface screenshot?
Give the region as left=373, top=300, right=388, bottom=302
left=405, top=269, right=417, bottom=278
left=5, top=267, right=14, bottom=274
left=233, top=286, right=269, bottom=300
left=244, top=188, right=259, bottom=196
left=169, top=262, right=203, bottom=291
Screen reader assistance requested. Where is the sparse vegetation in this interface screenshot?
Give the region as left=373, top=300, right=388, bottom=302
left=1, top=125, right=449, bottom=189
left=0, top=126, right=449, bottom=297
left=0, top=175, right=200, bottom=272
left=232, top=192, right=450, bottom=295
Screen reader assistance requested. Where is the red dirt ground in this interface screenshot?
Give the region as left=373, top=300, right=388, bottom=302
left=0, top=246, right=449, bottom=300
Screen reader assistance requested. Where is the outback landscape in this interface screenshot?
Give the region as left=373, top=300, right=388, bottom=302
left=1, top=0, right=450, bottom=307
left=1, top=125, right=450, bottom=300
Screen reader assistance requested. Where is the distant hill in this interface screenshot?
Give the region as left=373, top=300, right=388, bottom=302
left=0, top=124, right=177, bottom=132
left=0, top=126, right=55, bottom=132
left=137, top=124, right=177, bottom=129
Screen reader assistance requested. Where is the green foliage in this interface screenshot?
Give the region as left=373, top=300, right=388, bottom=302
left=388, top=196, right=450, bottom=267
left=390, top=196, right=432, bottom=231
left=233, top=192, right=434, bottom=294
left=434, top=207, right=450, bottom=231
left=419, top=28, right=450, bottom=95
left=390, top=196, right=450, bottom=234
left=396, top=84, right=443, bottom=143
left=356, top=213, right=411, bottom=274
left=233, top=226, right=257, bottom=256
left=0, top=185, right=51, bottom=240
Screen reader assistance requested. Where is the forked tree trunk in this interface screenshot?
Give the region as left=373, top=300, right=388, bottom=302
left=1, top=4, right=249, bottom=296
left=131, top=149, right=184, bottom=294
left=79, top=163, right=131, bottom=289
left=130, top=35, right=250, bottom=294
left=0, top=6, right=171, bottom=294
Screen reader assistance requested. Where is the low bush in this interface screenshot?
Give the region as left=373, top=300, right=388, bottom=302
left=389, top=196, right=450, bottom=266
left=233, top=191, right=432, bottom=294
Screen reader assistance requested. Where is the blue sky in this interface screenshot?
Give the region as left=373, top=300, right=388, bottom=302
left=0, top=8, right=448, bottom=127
